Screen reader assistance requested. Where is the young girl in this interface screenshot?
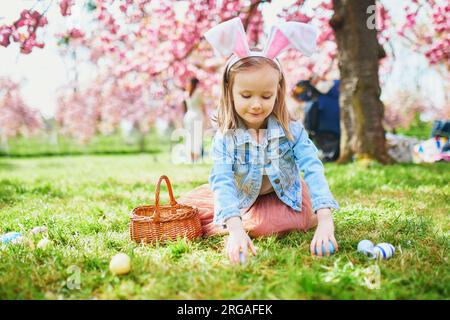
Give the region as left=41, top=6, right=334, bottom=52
left=178, top=18, right=339, bottom=264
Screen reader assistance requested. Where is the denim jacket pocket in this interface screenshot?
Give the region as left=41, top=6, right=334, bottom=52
left=232, top=162, right=253, bottom=199
left=267, top=140, right=298, bottom=197
left=268, top=139, right=291, bottom=160
left=233, top=163, right=250, bottom=176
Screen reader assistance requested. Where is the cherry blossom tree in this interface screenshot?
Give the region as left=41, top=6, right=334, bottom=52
left=396, top=0, right=449, bottom=69
left=1, top=0, right=448, bottom=161
left=0, top=78, right=43, bottom=149
left=53, top=0, right=264, bottom=144
left=394, top=0, right=450, bottom=113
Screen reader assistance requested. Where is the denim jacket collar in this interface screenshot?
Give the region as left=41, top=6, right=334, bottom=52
left=234, top=114, right=286, bottom=146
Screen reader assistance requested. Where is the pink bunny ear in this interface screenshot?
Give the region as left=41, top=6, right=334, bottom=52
left=263, top=21, right=318, bottom=59
left=204, top=17, right=250, bottom=58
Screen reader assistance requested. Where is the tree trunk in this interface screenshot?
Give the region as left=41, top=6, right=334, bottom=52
left=0, top=134, right=9, bottom=154
left=138, top=131, right=146, bottom=153
left=135, top=121, right=146, bottom=153
left=331, top=0, right=392, bottom=164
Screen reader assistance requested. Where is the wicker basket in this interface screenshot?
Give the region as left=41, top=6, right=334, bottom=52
left=130, top=175, right=203, bottom=244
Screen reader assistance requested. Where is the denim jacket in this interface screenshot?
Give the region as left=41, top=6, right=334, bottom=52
left=208, top=114, right=339, bottom=226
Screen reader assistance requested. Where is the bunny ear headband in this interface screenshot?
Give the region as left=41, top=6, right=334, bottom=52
left=204, top=17, right=318, bottom=75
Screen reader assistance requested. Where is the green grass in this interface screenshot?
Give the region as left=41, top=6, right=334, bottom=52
left=0, top=128, right=173, bottom=157
left=394, top=116, right=434, bottom=140
left=0, top=150, right=449, bottom=299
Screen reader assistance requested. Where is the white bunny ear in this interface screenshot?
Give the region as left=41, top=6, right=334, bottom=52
left=204, top=17, right=250, bottom=58
left=263, top=21, right=318, bottom=59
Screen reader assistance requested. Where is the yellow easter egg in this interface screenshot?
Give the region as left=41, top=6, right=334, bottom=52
left=109, top=253, right=131, bottom=275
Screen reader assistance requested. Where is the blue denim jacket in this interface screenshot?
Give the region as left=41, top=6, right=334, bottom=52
left=208, top=114, right=339, bottom=226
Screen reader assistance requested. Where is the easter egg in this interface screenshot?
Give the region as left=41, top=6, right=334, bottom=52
left=0, top=232, right=22, bottom=244
left=37, top=237, right=52, bottom=249
left=357, top=239, right=375, bottom=257
left=239, top=252, right=246, bottom=264
left=30, top=226, right=48, bottom=235
left=109, top=253, right=131, bottom=275
left=373, top=243, right=395, bottom=260
left=314, top=240, right=335, bottom=256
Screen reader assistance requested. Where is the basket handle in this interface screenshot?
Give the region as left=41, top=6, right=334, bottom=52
left=154, top=175, right=178, bottom=222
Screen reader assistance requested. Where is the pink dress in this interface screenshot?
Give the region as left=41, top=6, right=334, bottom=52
left=177, top=178, right=317, bottom=238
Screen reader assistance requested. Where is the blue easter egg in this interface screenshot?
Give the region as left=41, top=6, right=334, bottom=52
left=357, top=239, right=375, bottom=257
left=239, top=251, right=246, bottom=264
left=0, top=232, right=22, bottom=244
left=373, top=243, right=395, bottom=260
left=314, top=240, right=335, bottom=256
left=357, top=239, right=374, bottom=252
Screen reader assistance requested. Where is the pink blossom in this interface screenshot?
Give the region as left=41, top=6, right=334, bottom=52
left=0, top=0, right=445, bottom=140
left=0, top=78, right=43, bottom=139
left=0, top=25, right=13, bottom=47
left=69, top=28, right=84, bottom=39
left=60, top=0, right=74, bottom=17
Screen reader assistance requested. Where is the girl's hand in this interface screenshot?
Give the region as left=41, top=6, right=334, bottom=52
left=310, top=208, right=339, bottom=257
left=225, top=217, right=257, bottom=264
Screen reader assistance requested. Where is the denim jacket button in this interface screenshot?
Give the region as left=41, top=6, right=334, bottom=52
left=274, top=178, right=280, bottom=184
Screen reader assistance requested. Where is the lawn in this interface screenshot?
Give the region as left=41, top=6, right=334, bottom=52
left=0, top=150, right=449, bottom=299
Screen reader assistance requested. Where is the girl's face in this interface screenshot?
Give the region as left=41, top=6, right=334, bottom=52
left=232, top=64, right=279, bottom=130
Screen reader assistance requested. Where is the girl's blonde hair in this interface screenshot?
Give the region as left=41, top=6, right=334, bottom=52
left=213, top=54, right=294, bottom=141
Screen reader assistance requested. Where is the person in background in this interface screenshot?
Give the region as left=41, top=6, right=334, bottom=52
left=292, top=78, right=341, bottom=162
left=183, top=77, right=207, bottom=163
